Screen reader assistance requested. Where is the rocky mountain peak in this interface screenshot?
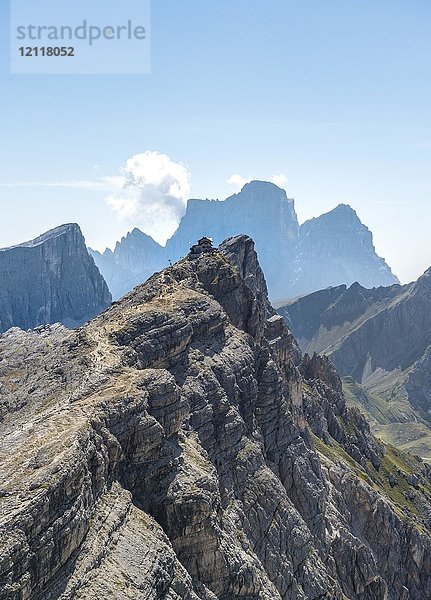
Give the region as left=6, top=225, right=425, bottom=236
left=328, top=202, right=360, bottom=219
left=1, top=222, right=81, bottom=251
left=91, top=182, right=399, bottom=301
left=113, top=227, right=161, bottom=252
left=219, top=234, right=269, bottom=299
left=1, top=236, right=431, bottom=598
left=291, top=202, right=399, bottom=296
left=89, top=228, right=166, bottom=300
left=0, top=223, right=111, bottom=332
left=236, top=179, right=295, bottom=204
left=301, top=203, right=367, bottom=237
left=411, top=264, right=431, bottom=295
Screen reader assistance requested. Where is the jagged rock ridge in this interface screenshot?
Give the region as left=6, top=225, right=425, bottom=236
left=0, top=235, right=429, bottom=599
left=90, top=181, right=398, bottom=300
left=0, top=224, right=112, bottom=333
left=278, top=272, right=431, bottom=458
left=89, top=228, right=166, bottom=302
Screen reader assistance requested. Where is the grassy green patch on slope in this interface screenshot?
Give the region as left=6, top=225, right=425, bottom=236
left=342, top=376, right=395, bottom=427
left=311, top=430, right=431, bottom=531
left=378, top=423, right=431, bottom=461
left=342, top=376, right=431, bottom=460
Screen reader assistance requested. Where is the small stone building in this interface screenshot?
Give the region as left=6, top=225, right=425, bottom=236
left=189, top=236, right=215, bottom=257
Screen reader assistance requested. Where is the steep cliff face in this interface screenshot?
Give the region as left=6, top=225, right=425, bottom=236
left=89, top=228, right=166, bottom=301
left=168, top=180, right=299, bottom=251
left=0, top=224, right=111, bottom=333
left=278, top=271, right=431, bottom=458
left=290, top=205, right=397, bottom=297
left=1, top=236, right=430, bottom=600
left=92, top=181, right=398, bottom=301
left=166, top=181, right=299, bottom=300
left=277, top=282, right=404, bottom=355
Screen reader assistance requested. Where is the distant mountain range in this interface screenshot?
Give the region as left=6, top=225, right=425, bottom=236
left=0, top=224, right=111, bottom=333
left=0, top=181, right=399, bottom=336
left=278, top=270, right=431, bottom=458
left=90, top=181, right=398, bottom=300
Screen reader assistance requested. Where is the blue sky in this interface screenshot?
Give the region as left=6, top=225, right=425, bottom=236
left=0, top=0, right=430, bottom=283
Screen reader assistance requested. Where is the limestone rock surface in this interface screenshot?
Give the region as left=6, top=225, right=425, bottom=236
left=0, top=224, right=111, bottom=333
left=0, top=235, right=429, bottom=599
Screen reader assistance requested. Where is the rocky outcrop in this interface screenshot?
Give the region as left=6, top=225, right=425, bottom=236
left=300, top=352, right=381, bottom=469
left=92, top=181, right=398, bottom=301
left=0, top=224, right=111, bottom=333
left=0, top=235, right=429, bottom=599
left=89, top=228, right=166, bottom=301
left=405, top=345, right=431, bottom=417
left=278, top=270, right=431, bottom=458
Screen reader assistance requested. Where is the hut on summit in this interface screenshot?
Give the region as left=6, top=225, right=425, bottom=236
left=189, top=236, right=215, bottom=257
left=197, top=236, right=213, bottom=251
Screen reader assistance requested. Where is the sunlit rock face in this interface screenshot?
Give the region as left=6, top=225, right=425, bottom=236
left=1, top=235, right=430, bottom=599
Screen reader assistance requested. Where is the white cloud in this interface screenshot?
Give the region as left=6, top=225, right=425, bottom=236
left=227, top=174, right=252, bottom=191
left=1, top=152, right=191, bottom=246
left=271, top=173, right=288, bottom=188
left=106, top=151, right=191, bottom=245
left=4, top=160, right=288, bottom=245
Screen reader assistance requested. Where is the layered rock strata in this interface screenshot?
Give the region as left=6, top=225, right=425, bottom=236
left=0, top=235, right=429, bottom=599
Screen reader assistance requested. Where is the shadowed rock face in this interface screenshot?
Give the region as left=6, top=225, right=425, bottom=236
left=278, top=271, right=431, bottom=458
left=0, top=224, right=111, bottom=333
left=1, top=235, right=430, bottom=600
left=89, top=228, right=166, bottom=301
left=278, top=282, right=404, bottom=359
left=278, top=272, right=431, bottom=388
left=291, top=204, right=398, bottom=297
left=91, top=181, right=398, bottom=301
